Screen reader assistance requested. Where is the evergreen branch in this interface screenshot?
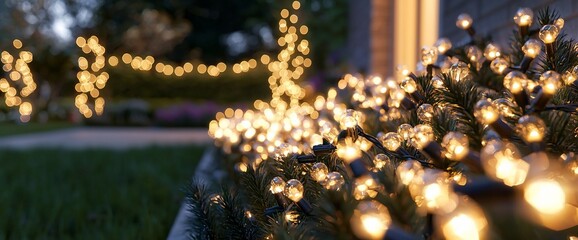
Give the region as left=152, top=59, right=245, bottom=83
left=218, top=186, right=260, bottom=239
left=542, top=110, right=578, bottom=153
left=437, top=74, right=486, bottom=150
left=414, top=75, right=441, bottom=105
left=537, top=34, right=578, bottom=73
left=537, top=7, right=560, bottom=26
left=185, top=180, right=217, bottom=240
left=239, top=162, right=277, bottom=234
left=508, top=29, right=526, bottom=66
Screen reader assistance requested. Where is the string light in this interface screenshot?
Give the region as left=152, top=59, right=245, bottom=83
left=206, top=5, right=577, bottom=238
left=0, top=39, right=37, bottom=122
left=483, top=43, right=501, bottom=61
left=325, top=171, right=345, bottom=190
left=519, top=39, right=541, bottom=72
left=310, top=162, right=329, bottom=182
left=516, top=115, right=546, bottom=144
left=350, top=200, right=391, bottom=240
left=397, top=160, right=424, bottom=186
left=539, top=24, right=559, bottom=50
left=532, top=70, right=562, bottom=111
left=434, top=38, right=452, bottom=55
left=503, top=71, right=528, bottom=107
left=284, top=179, right=313, bottom=214
left=397, top=123, right=413, bottom=141
left=480, top=140, right=529, bottom=186
left=421, top=46, right=438, bottom=67
left=381, top=132, right=403, bottom=152
left=456, top=13, right=475, bottom=36
left=524, top=178, right=566, bottom=214
left=77, top=0, right=312, bottom=117
left=514, top=8, right=533, bottom=36
left=449, top=62, right=469, bottom=81
left=270, top=176, right=289, bottom=207
left=490, top=58, right=509, bottom=74
left=473, top=99, right=514, bottom=138
left=441, top=132, right=469, bottom=161
left=417, top=103, right=434, bottom=123
left=373, top=153, right=390, bottom=171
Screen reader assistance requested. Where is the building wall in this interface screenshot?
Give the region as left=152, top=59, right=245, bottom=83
left=439, top=0, right=578, bottom=48
left=347, top=0, right=371, bottom=74
left=348, top=0, right=439, bottom=77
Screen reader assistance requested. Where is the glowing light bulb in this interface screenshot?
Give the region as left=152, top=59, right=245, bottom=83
left=480, top=141, right=528, bottom=186
left=389, top=88, right=406, bottom=102
left=417, top=104, right=435, bottom=122
left=421, top=46, right=439, bottom=66
left=434, top=38, right=452, bottom=54
left=353, top=175, right=378, bottom=200
left=275, top=143, right=292, bottom=160
left=442, top=214, right=480, bottom=240
left=373, top=153, right=390, bottom=170
left=325, top=171, right=345, bottom=190
left=396, top=160, right=424, bottom=185
left=493, top=98, right=517, bottom=118
left=438, top=197, right=487, bottom=240
left=554, top=18, right=565, bottom=30
left=513, top=8, right=534, bottom=27
left=524, top=178, right=566, bottom=214
left=539, top=24, right=559, bottom=44
left=473, top=99, right=499, bottom=124
left=350, top=201, right=391, bottom=240
left=336, top=139, right=362, bottom=163
left=420, top=170, right=458, bottom=213
left=340, top=109, right=359, bottom=129
left=442, top=132, right=469, bottom=160
left=522, top=39, right=542, bottom=58
left=270, top=176, right=286, bottom=194
left=449, top=62, right=469, bottom=81
left=466, top=46, right=482, bottom=62
left=398, top=123, right=413, bottom=141
left=483, top=43, right=501, bottom=61
left=516, top=115, right=546, bottom=143
left=432, top=76, right=445, bottom=88
left=311, top=162, right=329, bottom=182
left=539, top=70, right=562, bottom=95
left=490, top=58, right=509, bottom=74
left=357, top=137, right=373, bottom=152
left=381, top=132, right=403, bottom=151
left=320, top=122, right=338, bottom=142
left=503, top=71, right=527, bottom=94
left=456, top=13, right=473, bottom=30
left=411, top=124, right=435, bottom=149
left=400, top=77, right=418, bottom=93
left=284, top=179, right=304, bottom=202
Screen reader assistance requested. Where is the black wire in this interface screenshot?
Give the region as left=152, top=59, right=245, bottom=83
left=355, top=125, right=436, bottom=168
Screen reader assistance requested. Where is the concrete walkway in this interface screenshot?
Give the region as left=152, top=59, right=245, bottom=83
left=0, top=127, right=212, bottom=149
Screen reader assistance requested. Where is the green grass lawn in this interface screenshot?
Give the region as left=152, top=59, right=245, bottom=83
left=0, top=122, right=76, bottom=137
left=0, top=146, right=204, bottom=239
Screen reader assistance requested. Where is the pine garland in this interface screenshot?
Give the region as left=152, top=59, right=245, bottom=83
left=196, top=5, right=578, bottom=240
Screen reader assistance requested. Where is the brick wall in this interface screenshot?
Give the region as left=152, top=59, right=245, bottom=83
left=347, top=0, right=371, bottom=74
left=347, top=0, right=395, bottom=76
left=439, top=0, right=578, bottom=48
left=371, top=0, right=395, bottom=77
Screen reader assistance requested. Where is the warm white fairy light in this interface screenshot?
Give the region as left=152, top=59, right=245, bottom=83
left=524, top=178, right=566, bottom=214
left=204, top=6, right=577, bottom=238
left=350, top=201, right=391, bottom=239
left=0, top=39, right=37, bottom=122
left=76, top=0, right=311, bottom=118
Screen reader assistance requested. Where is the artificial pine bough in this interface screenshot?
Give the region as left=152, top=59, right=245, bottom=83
left=196, top=6, right=578, bottom=240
